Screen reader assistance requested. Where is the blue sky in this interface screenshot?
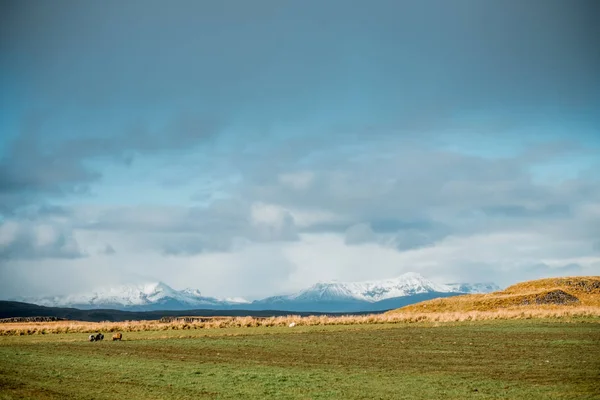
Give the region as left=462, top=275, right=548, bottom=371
left=1, top=0, right=599, bottom=299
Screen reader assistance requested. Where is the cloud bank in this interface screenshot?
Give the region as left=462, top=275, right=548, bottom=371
left=1, top=0, right=599, bottom=298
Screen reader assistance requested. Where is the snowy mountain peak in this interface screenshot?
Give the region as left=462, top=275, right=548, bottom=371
left=264, top=273, right=499, bottom=304
left=25, top=281, right=248, bottom=310
left=180, top=287, right=203, bottom=297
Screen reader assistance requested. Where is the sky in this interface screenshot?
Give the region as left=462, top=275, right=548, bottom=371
left=1, top=0, right=599, bottom=300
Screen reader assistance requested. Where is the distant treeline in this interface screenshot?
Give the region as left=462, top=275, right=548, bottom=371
left=0, top=301, right=384, bottom=322
left=0, top=316, right=67, bottom=323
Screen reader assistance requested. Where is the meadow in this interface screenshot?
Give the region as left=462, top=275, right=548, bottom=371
left=1, top=318, right=599, bottom=399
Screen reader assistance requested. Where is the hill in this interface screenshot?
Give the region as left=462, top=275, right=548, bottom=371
left=388, top=276, right=600, bottom=314
left=0, top=301, right=383, bottom=322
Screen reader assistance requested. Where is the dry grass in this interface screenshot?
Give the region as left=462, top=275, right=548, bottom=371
left=504, top=276, right=600, bottom=306
left=1, top=306, right=599, bottom=336
left=390, top=275, right=600, bottom=314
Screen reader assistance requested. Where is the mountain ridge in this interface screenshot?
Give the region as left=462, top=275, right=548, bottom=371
left=262, top=272, right=497, bottom=304
left=15, top=272, right=499, bottom=313
left=20, top=281, right=249, bottom=311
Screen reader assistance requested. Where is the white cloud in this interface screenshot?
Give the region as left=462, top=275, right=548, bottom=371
left=0, top=219, right=85, bottom=260
left=250, top=202, right=298, bottom=241
left=0, top=221, right=19, bottom=246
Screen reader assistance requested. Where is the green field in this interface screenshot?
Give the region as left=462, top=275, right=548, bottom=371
left=1, top=319, right=599, bottom=399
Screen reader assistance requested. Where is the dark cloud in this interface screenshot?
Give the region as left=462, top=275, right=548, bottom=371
left=388, top=230, right=445, bottom=252
left=2, top=0, right=598, bottom=216
left=344, top=221, right=449, bottom=251
left=480, top=204, right=572, bottom=219
left=2, top=1, right=599, bottom=110
left=0, top=112, right=219, bottom=212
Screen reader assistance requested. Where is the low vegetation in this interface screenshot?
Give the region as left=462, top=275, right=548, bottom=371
left=1, top=319, right=599, bottom=399
left=1, top=307, right=599, bottom=336
left=391, top=276, right=600, bottom=314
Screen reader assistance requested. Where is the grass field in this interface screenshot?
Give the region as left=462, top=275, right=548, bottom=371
left=1, top=318, right=599, bottom=399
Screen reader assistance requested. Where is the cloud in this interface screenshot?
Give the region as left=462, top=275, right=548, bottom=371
left=3, top=1, right=599, bottom=115
left=0, top=1, right=599, bottom=298
left=480, top=204, right=572, bottom=219
left=100, top=244, right=116, bottom=255
left=245, top=143, right=600, bottom=249
left=344, top=223, right=376, bottom=245
left=61, top=200, right=300, bottom=256
left=0, top=112, right=220, bottom=212
left=521, top=263, right=584, bottom=279
left=250, top=203, right=298, bottom=241
left=160, top=234, right=235, bottom=256
left=387, top=230, right=442, bottom=252
left=278, top=171, right=314, bottom=191
left=344, top=221, right=448, bottom=251
left=0, top=219, right=85, bottom=260
left=4, top=137, right=599, bottom=261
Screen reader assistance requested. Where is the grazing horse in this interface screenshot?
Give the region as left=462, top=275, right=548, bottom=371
left=112, top=332, right=123, bottom=341
left=89, top=334, right=96, bottom=342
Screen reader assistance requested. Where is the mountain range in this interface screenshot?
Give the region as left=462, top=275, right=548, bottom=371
left=18, top=272, right=500, bottom=313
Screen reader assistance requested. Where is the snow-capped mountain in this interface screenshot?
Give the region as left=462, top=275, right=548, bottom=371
left=446, top=282, right=500, bottom=294
left=25, top=282, right=250, bottom=311
left=252, top=272, right=500, bottom=312
left=20, top=273, right=499, bottom=312
left=256, top=272, right=443, bottom=304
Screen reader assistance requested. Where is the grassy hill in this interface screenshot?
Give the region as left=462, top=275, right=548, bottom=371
left=388, top=276, right=600, bottom=314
